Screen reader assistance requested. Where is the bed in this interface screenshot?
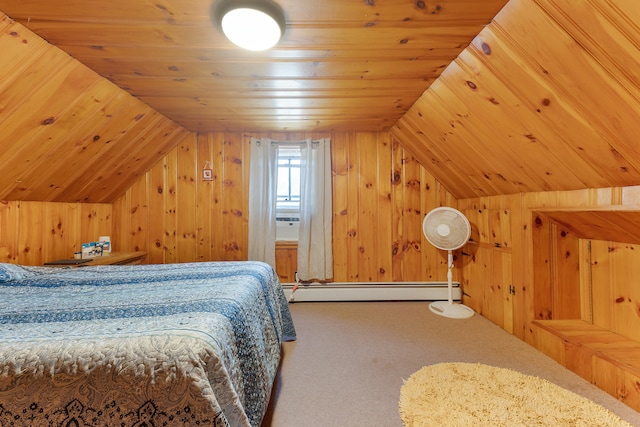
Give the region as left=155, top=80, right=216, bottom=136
left=0, top=260, right=296, bottom=427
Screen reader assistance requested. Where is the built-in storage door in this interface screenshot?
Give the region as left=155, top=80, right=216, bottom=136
left=461, top=208, right=514, bottom=332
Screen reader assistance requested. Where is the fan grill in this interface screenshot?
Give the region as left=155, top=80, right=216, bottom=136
left=422, top=207, right=471, bottom=251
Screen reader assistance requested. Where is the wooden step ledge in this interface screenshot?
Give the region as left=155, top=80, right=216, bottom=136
left=533, top=319, right=640, bottom=378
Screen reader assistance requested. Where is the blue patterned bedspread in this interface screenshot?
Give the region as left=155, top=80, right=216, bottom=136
left=0, top=261, right=295, bottom=427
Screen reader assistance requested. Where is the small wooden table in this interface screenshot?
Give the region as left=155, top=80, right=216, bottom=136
left=45, top=251, right=147, bottom=267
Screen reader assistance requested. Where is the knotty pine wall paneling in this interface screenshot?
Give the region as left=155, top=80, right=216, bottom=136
left=0, top=200, right=111, bottom=265
left=129, top=171, right=150, bottom=256
left=331, top=132, right=350, bottom=280
left=112, top=132, right=250, bottom=264
left=0, top=201, right=19, bottom=263
left=17, top=202, right=45, bottom=265
left=177, top=134, right=198, bottom=262
left=147, top=155, right=169, bottom=262
left=195, top=133, right=217, bottom=262
left=550, top=222, right=582, bottom=320
left=334, top=132, right=389, bottom=282
left=44, top=203, right=79, bottom=263
left=526, top=212, right=582, bottom=325
left=458, top=185, right=640, bottom=358
left=354, top=132, right=381, bottom=281
left=330, top=131, right=454, bottom=283
left=220, top=132, right=249, bottom=261
left=392, top=136, right=421, bottom=282
left=524, top=188, right=640, bottom=411
left=590, top=240, right=640, bottom=342
left=164, top=147, right=180, bottom=263
left=112, top=131, right=456, bottom=284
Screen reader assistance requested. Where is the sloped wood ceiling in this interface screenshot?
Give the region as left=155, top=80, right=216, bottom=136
left=2, top=0, right=640, bottom=203
left=0, top=13, right=189, bottom=203
left=0, top=0, right=508, bottom=132
left=392, top=0, right=640, bottom=199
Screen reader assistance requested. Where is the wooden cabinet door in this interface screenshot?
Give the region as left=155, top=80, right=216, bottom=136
left=461, top=208, right=514, bottom=332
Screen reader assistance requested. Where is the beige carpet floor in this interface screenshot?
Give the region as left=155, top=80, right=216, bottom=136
left=262, top=301, right=640, bottom=427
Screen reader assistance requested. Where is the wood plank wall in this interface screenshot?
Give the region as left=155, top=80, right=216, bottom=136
left=458, top=186, right=640, bottom=342
left=0, top=200, right=111, bottom=264
left=111, top=130, right=456, bottom=283
left=590, top=240, right=640, bottom=342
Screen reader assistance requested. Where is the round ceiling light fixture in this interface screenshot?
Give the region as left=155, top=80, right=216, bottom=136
left=214, top=0, right=286, bottom=51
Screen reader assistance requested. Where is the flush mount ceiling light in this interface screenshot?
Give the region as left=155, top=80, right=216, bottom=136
left=213, top=0, right=286, bottom=51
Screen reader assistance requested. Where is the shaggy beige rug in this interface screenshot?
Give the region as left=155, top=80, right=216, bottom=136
left=399, top=362, right=633, bottom=427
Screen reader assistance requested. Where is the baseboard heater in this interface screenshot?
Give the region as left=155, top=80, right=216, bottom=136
left=282, top=282, right=460, bottom=302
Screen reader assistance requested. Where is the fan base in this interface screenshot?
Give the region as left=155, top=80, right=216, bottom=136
left=429, top=301, right=474, bottom=319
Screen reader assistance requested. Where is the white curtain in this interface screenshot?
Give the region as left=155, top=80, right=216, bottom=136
left=248, top=137, right=278, bottom=268
left=298, top=138, right=333, bottom=281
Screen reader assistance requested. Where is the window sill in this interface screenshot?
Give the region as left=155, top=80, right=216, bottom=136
left=276, top=241, right=298, bottom=249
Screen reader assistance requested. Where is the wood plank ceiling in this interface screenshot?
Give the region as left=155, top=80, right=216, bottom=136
left=0, top=0, right=508, bottom=133
left=0, top=13, right=190, bottom=203
left=393, top=0, right=640, bottom=198
left=2, top=0, right=640, bottom=203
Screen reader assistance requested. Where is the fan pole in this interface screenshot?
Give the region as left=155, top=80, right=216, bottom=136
left=428, top=250, right=474, bottom=319
left=446, top=251, right=454, bottom=305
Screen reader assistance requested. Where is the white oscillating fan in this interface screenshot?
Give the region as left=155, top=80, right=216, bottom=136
left=422, top=207, right=474, bottom=319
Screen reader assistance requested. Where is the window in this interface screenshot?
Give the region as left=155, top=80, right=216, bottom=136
left=276, top=146, right=301, bottom=240
left=276, top=146, right=301, bottom=218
